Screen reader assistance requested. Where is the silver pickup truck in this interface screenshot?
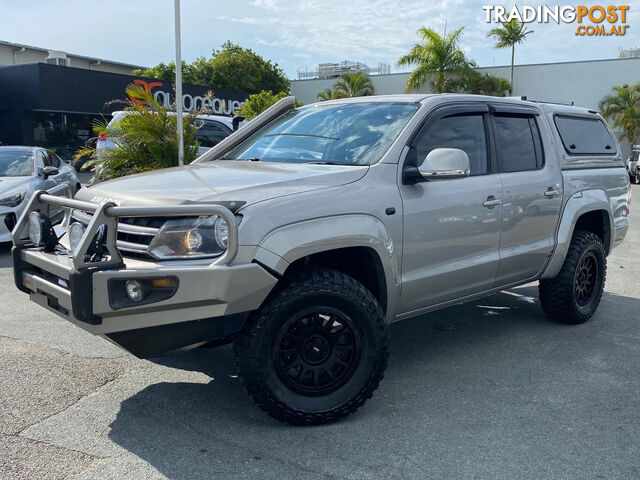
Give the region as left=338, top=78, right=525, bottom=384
left=11, top=94, right=631, bottom=425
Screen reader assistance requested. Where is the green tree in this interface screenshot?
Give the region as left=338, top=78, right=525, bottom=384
left=75, top=85, right=200, bottom=181
left=134, top=41, right=290, bottom=94
left=332, top=71, right=374, bottom=97
left=599, top=83, right=640, bottom=144
left=316, top=88, right=336, bottom=101
left=487, top=19, right=534, bottom=94
left=449, top=66, right=511, bottom=96
left=237, top=90, right=291, bottom=120
left=398, top=27, right=469, bottom=93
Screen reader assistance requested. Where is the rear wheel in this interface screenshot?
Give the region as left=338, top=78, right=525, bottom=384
left=234, top=268, right=389, bottom=425
left=539, top=230, right=606, bottom=324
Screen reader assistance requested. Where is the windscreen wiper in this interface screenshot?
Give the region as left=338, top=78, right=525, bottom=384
left=306, top=161, right=358, bottom=166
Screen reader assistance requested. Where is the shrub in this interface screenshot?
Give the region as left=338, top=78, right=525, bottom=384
left=75, top=85, right=200, bottom=181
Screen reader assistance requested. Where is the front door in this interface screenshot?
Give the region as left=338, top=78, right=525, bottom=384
left=399, top=104, right=503, bottom=314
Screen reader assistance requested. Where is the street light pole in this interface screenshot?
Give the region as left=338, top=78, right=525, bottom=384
left=174, top=0, right=184, bottom=166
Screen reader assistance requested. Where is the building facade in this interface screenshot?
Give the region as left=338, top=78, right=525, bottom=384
left=291, top=57, right=640, bottom=110
left=0, top=40, right=144, bottom=75
left=0, top=63, right=248, bottom=159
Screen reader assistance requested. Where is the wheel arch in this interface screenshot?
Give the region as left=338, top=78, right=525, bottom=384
left=253, top=214, right=399, bottom=320
left=542, top=189, right=613, bottom=279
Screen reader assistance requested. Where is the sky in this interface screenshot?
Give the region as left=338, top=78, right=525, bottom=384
left=1, top=0, right=638, bottom=79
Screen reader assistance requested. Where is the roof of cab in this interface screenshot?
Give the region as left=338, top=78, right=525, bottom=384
left=0, top=146, right=39, bottom=152
left=307, top=93, right=600, bottom=116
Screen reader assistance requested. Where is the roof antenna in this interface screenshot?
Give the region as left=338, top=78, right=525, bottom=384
left=443, top=19, right=447, bottom=36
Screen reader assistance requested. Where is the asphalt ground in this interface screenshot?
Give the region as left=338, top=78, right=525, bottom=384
left=0, top=185, right=638, bottom=479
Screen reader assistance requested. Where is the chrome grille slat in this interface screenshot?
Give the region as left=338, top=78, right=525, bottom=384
left=70, top=210, right=163, bottom=259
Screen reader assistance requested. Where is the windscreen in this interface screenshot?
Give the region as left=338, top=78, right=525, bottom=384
left=224, top=102, right=419, bottom=166
left=0, top=151, right=33, bottom=177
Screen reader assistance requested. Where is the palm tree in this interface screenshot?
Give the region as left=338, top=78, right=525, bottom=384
left=599, top=83, right=640, bottom=145
left=487, top=19, right=534, bottom=94
left=332, top=71, right=374, bottom=97
left=397, top=27, right=469, bottom=93
left=316, top=88, right=335, bottom=101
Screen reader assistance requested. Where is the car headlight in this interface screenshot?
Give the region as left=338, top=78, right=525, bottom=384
left=0, top=191, right=26, bottom=207
left=148, top=216, right=229, bottom=260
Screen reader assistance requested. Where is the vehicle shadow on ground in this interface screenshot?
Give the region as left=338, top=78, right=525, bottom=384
left=0, top=244, right=12, bottom=268
left=107, top=285, right=640, bottom=479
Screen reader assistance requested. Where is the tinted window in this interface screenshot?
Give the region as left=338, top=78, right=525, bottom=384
left=46, top=151, right=60, bottom=168
left=195, top=121, right=231, bottom=148
left=554, top=115, right=616, bottom=155
left=494, top=115, right=542, bottom=172
left=36, top=150, right=49, bottom=168
left=226, top=103, right=419, bottom=166
left=415, top=114, right=488, bottom=175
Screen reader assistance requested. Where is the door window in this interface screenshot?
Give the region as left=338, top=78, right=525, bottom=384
left=494, top=115, right=543, bottom=172
left=414, top=114, right=488, bottom=175
left=35, top=150, right=48, bottom=169
left=46, top=151, right=60, bottom=168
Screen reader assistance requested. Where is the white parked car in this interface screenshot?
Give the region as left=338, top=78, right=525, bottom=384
left=0, top=146, right=79, bottom=242
left=96, top=111, right=241, bottom=160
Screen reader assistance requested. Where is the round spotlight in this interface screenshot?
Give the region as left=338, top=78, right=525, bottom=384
left=68, top=222, right=86, bottom=254
left=28, top=211, right=44, bottom=246
left=125, top=280, right=144, bottom=302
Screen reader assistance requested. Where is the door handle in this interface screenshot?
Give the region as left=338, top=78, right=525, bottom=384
left=544, top=188, right=559, bottom=198
left=482, top=196, right=501, bottom=208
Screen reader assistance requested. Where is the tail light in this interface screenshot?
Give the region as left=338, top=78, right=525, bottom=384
left=97, top=132, right=107, bottom=142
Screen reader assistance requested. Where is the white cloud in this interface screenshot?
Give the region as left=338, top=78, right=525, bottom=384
left=0, top=0, right=636, bottom=78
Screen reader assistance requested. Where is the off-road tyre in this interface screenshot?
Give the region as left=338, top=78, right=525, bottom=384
left=539, top=230, right=606, bottom=324
left=234, top=268, right=389, bottom=425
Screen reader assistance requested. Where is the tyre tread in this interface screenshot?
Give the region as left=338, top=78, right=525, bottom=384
left=234, top=267, right=389, bottom=425
left=539, top=230, right=606, bottom=324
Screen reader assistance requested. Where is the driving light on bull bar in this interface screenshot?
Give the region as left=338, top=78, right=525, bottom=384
left=148, top=216, right=227, bottom=260
left=28, top=211, right=58, bottom=252
left=68, top=222, right=86, bottom=255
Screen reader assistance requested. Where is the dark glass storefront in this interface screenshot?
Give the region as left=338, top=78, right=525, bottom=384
left=0, top=63, right=248, bottom=160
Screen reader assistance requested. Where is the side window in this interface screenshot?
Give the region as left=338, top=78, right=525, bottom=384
left=554, top=115, right=616, bottom=155
left=36, top=150, right=48, bottom=168
left=195, top=121, right=231, bottom=148
left=494, top=114, right=543, bottom=172
left=47, top=151, right=60, bottom=168
left=414, top=114, right=488, bottom=175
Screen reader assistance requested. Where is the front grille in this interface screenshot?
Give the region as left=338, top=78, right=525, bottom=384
left=70, top=211, right=165, bottom=259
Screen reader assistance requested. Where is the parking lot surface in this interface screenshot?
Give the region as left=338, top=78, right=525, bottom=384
left=0, top=186, right=638, bottom=480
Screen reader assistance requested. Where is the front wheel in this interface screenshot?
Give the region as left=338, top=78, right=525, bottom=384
left=539, top=230, right=606, bottom=324
left=234, top=268, right=389, bottom=425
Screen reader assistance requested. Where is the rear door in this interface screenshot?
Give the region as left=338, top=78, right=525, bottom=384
left=490, top=105, right=562, bottom=286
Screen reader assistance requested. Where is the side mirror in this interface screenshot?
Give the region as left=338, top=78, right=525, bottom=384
left=418, top=148, right=470, bottom=180
left=232, top=115, right=245, bottom=131
left=42, top=166, right=59, bottom=178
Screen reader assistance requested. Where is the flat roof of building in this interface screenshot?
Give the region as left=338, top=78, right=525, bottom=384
left=0, top=40, right=146, bottom=70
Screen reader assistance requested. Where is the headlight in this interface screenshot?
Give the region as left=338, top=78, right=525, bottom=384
left=28, top=211, right=58, bottom=251
left=0, top=191, right=25, bottom=207
left=148, top=216, right=228, bottom=260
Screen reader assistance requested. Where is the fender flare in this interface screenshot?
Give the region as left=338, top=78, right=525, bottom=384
left=541, top=189, right=613, bottom=279
left=253, top=214, right=400, bottom=322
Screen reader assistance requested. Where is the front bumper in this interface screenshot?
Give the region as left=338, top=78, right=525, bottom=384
left=13, top=246, right=277, bottom=336
left=10, top=187, right=278, bottom=356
